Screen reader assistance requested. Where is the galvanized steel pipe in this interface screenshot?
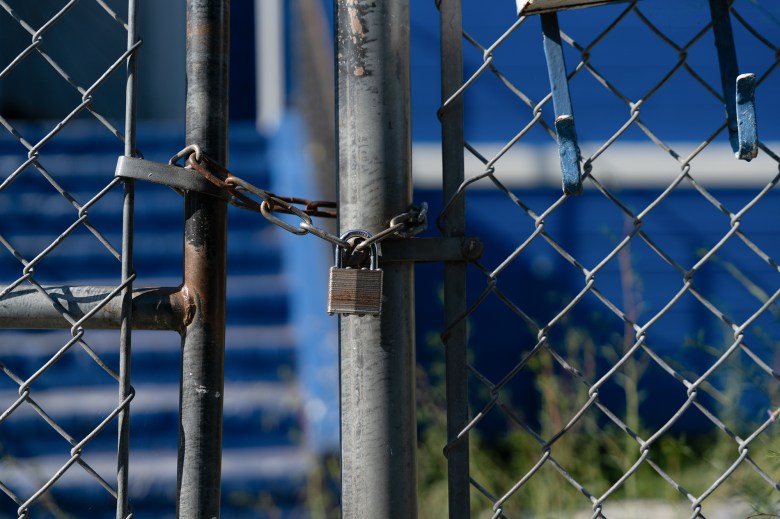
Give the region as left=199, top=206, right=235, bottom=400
left=178, top=0, right=229, bottom=517
left=336, top=0, right=418, bottom=517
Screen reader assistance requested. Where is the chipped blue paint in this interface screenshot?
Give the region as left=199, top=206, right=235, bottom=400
left=555, top=115, right=583, bottom=195
left=541, top=12, right=583, bottom=195
left=736, top=73, right=758, bottom=160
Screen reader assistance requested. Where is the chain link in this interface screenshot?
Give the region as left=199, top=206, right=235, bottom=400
left=435, top=0, right=780, bottom=516
left=172, top=148, right=427, bottom=250
left=0, top=1, right=141, bottom=515
left=352, top=202, right=428, bottom=251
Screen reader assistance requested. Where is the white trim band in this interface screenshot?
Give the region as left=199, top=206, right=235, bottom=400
left=413, top=141, right=780, bottom=189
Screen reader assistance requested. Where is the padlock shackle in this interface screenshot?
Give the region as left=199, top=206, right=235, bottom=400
left=336, top=229, right=379, bottom=270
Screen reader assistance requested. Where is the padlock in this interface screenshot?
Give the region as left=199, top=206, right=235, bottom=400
left=327, top=230, right=383, bottom=316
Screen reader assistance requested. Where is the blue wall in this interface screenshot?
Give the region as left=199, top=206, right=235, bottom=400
left=412, top=186, right=780, bottom=435
left=408, top=0, right=780, bottom=144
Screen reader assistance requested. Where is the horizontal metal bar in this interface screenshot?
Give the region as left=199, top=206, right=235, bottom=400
left=115, top=156, right=229, bottom=200
left=0, top=285, right=185, bottom=331
left=380, top=237, right=483, bottom=263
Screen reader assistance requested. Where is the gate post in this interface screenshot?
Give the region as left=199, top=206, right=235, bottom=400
left=336, top=0, right=417, bottom=517
left=177, top=0, right=229, bottom=517
left=439, top=1, right=471, bottom=517
left=117, top=1, right=139, bottom=517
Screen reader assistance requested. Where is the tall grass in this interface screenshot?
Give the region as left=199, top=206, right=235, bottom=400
left=414, top=220, right=780, bottom=517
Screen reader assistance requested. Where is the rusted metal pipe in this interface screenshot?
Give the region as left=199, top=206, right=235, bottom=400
left=177, top=0, right=230, bottom=517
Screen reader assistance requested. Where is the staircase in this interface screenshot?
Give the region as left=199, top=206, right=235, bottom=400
left=0, top=122, right=309, bottom=518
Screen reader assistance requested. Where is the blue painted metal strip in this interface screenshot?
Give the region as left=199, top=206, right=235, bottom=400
left=541, top=12, right=573, bottom=118
left=555, top=116, right=583, bottom=195
left=736, top=73, right=758, bottom=160
left=541, top=12, right=583, bottom=195
left=709, top=0, right=757, bottom=161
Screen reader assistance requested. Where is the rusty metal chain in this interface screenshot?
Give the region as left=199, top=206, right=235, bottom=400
left=171, top=144, right=336, bottom=218
left=171, top=145, right=427, bottom=250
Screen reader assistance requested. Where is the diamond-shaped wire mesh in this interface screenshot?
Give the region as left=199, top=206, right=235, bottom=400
left=437, top=0, right=780, bottom=517
left=0, top=1, right=135, bottom=516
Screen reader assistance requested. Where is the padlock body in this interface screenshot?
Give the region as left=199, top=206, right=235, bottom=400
left=327, top=267, right=383, bottom=315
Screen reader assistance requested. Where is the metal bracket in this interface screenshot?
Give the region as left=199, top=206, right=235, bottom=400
left=115, top=156, right=230, bottom=199
left=517, top=0, right=630, bottom=15
left=380, top=237, right=483, bottom=263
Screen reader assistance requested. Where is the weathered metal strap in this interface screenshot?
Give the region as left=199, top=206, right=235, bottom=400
left=736, top=73, right=757, bottom=160
left=541, top=12, right=583, bottom=195
left=114, top=155, right=230, bottom=199
left=380, top=237, right=483, bottom=263
left=709, top=0, right=758, bottom=160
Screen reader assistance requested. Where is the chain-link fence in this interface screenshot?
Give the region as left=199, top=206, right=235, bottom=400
left=436, top=0, right=780, bottom=517
left=0, top=0, right=137, bottom=517
left=5, top=0, right=780, bottom=517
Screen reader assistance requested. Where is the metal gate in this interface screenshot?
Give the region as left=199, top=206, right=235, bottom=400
left=429, top=0, right=780, bottom=518
left=2, top=0, right=779, bottom=518
left=0, top=1, right=229, bottom=517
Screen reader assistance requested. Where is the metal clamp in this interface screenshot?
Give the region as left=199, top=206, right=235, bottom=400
left=114, top=156, right=230, bottom=200
left=380, top=237, right=483, bottom=263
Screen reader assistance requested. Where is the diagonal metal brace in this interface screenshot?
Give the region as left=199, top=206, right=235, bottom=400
left=115, top=156, right=230, bottom=199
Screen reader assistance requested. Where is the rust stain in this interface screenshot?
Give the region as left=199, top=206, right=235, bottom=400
left=342, top=0, right=370, bottom=76
left=179, top=285, right=196, bottom=328
left=349, top=5, right=364, bottom=37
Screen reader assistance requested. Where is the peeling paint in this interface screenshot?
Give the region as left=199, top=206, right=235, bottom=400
left=339, top=0, right=372, bottom=77
left=180, top=285, right=196, bottom=327
left=349, top=5, right=364, bottom=37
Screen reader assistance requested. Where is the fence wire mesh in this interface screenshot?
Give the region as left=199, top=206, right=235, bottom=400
left=437, top=0, right=780, bottom=517
left=0, top=1, right=135, bottom=516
